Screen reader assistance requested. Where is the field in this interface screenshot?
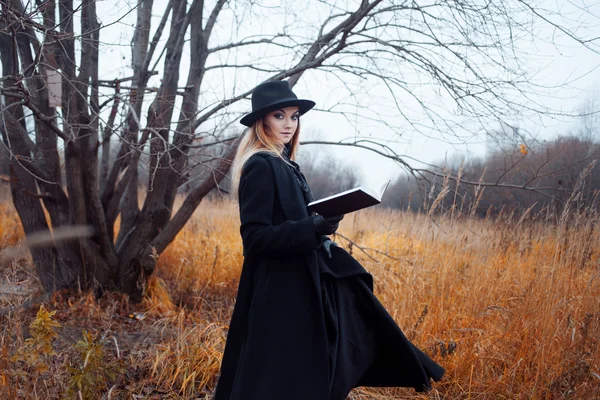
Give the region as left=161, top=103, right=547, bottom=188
left=1, top=195, right=599, bottom=399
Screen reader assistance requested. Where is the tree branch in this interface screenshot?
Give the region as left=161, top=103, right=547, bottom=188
left=300, top=139, right=563, bottom=202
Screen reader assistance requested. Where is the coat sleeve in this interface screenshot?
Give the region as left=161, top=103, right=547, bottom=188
left=239, top=155, right=320, bottom=256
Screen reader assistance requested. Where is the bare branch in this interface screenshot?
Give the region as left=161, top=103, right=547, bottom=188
left=300, top=139, right=563, bottom=202
left=207, top=35, right=292, bottom=53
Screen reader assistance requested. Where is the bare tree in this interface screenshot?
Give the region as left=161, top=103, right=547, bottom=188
left=0, top=0, right=598, bottom=299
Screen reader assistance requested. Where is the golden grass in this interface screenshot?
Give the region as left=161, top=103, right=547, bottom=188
left=1, top=199, right=599, bottom=399
left=0, top=203, right=23, bottom=248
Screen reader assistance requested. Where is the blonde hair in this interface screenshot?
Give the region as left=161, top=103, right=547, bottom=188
left=231, top=116, right=301, bottom=197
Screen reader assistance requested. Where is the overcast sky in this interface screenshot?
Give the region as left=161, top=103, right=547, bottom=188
left=293, top=1, right=600, bottom=186
left=316, top=3, right=597, bottom=188
left=91, top=0, right=600, bottom=187
left=8, top=0, right=599, bottom=189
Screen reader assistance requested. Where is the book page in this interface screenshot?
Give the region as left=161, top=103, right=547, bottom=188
left=378, top=180, right=391, bottom=201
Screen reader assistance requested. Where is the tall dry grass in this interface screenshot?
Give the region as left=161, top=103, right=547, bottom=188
left=0, top=193, right=599, bottom=399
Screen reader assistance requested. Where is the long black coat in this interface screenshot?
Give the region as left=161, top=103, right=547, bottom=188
left=214, top=153, right=444, bottom=400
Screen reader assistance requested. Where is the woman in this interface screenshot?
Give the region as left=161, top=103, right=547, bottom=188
left=214, top=81, right=444, bottom=400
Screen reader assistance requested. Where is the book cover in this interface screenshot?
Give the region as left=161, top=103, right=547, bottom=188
left=307, top=181, right=390, bottom=216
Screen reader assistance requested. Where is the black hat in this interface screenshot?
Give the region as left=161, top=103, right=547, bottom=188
left=240, top=80, right=315, bottom=127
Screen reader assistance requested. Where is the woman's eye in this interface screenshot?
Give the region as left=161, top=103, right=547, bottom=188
left=274, top=113, right=283, bottom=119
left=292, top=115, right=299, bottom=120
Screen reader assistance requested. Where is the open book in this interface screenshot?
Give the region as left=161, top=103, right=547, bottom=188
left=307, top=180, right=391, bottom=217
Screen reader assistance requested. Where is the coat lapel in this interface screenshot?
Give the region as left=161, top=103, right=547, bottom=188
left=268, top=156, right=308, bottom=221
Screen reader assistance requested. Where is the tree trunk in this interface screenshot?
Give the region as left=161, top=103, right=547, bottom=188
left=1, top=0, right=446, bottom=302
left=1, top=109, right=62, bottom=291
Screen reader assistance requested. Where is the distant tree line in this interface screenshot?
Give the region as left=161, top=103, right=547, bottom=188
left=1, top=132, right=597, bottom=220
left=453, top=136, right=599, bottom=217
left=382, top=134, right=600, bottom=218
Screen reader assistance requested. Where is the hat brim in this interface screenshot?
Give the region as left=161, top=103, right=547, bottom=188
left=240, top=98, right=315, bottom=127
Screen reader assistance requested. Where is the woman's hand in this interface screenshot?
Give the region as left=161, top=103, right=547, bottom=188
left=313, top=214, right=344, bottom=235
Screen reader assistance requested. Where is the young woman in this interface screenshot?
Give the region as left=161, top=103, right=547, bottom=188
left=214, top=80, right=444, bottom=400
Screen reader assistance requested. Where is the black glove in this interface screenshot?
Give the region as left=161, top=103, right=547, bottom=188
left=320, top=236, right=339, bottom=259
left=313, top=214, right=344, bottom=235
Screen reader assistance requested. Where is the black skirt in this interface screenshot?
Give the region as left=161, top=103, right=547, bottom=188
left=319, top=260, right=444, bottom=400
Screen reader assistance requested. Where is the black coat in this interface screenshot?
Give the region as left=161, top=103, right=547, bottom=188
left=214, top=153, right=444, bottom=400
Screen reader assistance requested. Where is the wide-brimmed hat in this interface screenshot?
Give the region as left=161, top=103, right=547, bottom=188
left=240, top=80, right=315, bottom=127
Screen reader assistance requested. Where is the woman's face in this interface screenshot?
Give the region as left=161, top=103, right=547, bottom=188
left=263, top=106, right=300, bottom=145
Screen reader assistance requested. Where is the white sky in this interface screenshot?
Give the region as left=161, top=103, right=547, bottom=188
left=301, top=1, right=599, bottom=186
left=9, top=0, right=600, bottom=188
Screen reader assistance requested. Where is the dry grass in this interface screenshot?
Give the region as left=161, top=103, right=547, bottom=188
left=0, top=198, right=599, bottom=399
